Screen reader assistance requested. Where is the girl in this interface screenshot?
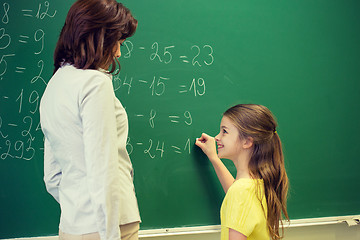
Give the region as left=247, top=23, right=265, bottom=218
left=40, top=1, right=140, bottom=239
left=195, top=104, right=289, bottom=240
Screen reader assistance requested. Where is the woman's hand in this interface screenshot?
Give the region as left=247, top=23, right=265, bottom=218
left=195, top=133, right=218, bottom=161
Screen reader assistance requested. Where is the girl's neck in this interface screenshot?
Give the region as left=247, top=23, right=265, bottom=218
left=233, top=150, right=252, bottom=180
left=235, top=168, right=251, bottom=180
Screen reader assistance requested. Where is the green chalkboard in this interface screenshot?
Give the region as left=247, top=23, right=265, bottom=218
left=1, top=0, right=360, bottom=238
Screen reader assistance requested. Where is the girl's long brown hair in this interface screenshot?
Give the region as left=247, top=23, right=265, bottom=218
left=224, top=104, right=289, bottom=240
left=53, top=0, right=137, bottom=74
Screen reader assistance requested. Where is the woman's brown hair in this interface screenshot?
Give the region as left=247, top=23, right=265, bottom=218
left=224, top=104, right=289, bottom=240
left=53, top=0, right=137, bottom=74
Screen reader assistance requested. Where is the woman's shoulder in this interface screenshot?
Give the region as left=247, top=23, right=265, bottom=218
left=58, top=64, right=111, bottom=79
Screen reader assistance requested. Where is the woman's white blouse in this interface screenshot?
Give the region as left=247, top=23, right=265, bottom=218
left=40, top=65, right=140, bottom=240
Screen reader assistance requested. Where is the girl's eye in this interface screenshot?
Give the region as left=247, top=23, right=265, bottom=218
left=223, top=129, right=228, bottom=134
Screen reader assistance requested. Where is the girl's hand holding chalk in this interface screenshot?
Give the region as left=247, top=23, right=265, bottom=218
left=195, top=133, right=218, bottom=161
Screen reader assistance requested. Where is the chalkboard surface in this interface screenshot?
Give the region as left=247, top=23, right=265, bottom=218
left=1, top=0, right=360, bottom=238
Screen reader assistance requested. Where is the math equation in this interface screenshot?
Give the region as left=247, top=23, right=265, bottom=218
left=0, top=1, right=216, bottom=162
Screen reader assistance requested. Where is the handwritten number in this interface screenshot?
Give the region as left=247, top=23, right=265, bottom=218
left=23, top=138, right=35, bottom=161
left=22, top=116, right=35, bottom=141
left=14, top=141, right=24, bottom=159
left=203, top=45, right=214, bottom=65
left=1, top=140, right=13, bottom=160
left=150, top=76, right=168, bottom=96
left=16, top=89, right=24, bottom=113
left=34, top=29, right=45, bottom=55
left=0, top=28, right=11, bottom=50
left=144, top=139, right=155, bottom=159
left=163, top=46, right=174, bottom=64
left=189, top=78, right=206, bottom=96
left=123, top=40, right=133, bottom=58
left=156, top=141, right=165, bottom=158
left=122, top=75, right=132, bottom=94
left=0, top=54, right=15, bottom=79
left=2, top=3, right=9, bottom=24
left=184, top=138, right=191, bottom=154
left=184, top=111, right=192, bottom=125
left=35, top=1, right=57, bottom=19
left=149, top=109, right=156, bottom=128
left=31, top=60, right=46, bottom=85
left=126, top=137, right=133, bottom=155
left=29, top=90, right=40, bottom=114
left=150, top=42, right=162, bottom=62
left=191, top=45, right=201, bottom=67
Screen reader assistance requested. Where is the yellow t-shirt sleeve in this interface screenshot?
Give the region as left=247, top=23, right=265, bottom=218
left=222, top=182, right=259, bottom=237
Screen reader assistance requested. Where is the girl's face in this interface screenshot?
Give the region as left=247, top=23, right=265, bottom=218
left=215, top=116, right=243, bottom=161
left=113, top=39, right=125, bottom=58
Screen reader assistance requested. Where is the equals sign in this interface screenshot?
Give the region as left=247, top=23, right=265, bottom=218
left=171, top=146, right=182, bottom=154
left=21, top=9, right=33, bottom=17
left=180, top=56, right=189, bottom=63
left=19, top=35, right=29, bottom=44
left=169, top=116, right=180, bottom=123
left=178, top=85, right=188, bottom=94
left=15, top=67, right=26, bottom=73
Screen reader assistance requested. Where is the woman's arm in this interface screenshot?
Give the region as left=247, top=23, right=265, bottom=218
left=195, top=133, right=234, bottom=193
left=43, top=137, right=61, bottom=203
left=81, top=75, right=121, bottom=240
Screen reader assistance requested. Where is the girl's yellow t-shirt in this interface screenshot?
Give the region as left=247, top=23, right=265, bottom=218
left=220, top=178, right=269, bottom=240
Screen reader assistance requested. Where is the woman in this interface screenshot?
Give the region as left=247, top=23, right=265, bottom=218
left=40, top=0, right=140, bottom=239
left=196, top=104, right=289, bottom=240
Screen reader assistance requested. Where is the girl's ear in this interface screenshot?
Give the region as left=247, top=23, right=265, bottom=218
left=243, top=136, right=254, bottom=149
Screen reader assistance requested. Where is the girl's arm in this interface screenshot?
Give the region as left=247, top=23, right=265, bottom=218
left=195, top=133, right=234, bottom=193
left=229, top=228, right=247, bottom=240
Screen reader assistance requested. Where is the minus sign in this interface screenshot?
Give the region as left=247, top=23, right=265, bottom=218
left=139, top=47, right=145, bottom=50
